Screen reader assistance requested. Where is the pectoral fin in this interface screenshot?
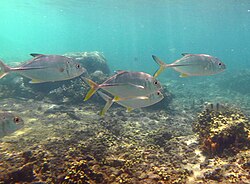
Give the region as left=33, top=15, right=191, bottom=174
left=29, top=79, right=44, bottom=84
left=179, top=73, right=189, bottom=78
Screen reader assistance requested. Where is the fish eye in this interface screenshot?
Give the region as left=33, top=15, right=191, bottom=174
left=76, top=64, right=80, bottom=69
left=218, top=62, right=222, bottom=66
left=157, top=91, right=160, bottom=95
left=154, top=81, right=158, bottom=85
left=13, top=117, right=20, bottom=123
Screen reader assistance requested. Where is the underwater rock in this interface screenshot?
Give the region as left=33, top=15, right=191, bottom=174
left=64, top=51, right=110, bottom=74
left=193, top=104, right=250, bottom=156
left=148, top=129, right=173, bottom=147
left=3, top=163, right=35, bottom=183
left=204, top=168, right=223, bottom=181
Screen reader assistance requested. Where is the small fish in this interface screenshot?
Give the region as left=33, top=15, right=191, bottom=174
left=83, top=70, right=162, bottom=101
left=98, top=90, right=164, bottom=115
left=152, top=53, right=226, bottom=78
left=0, top=53, right=86, bottom=83
left=0, top=111, right=24, bottom=138
left=204, top=102, right=227, bottom=112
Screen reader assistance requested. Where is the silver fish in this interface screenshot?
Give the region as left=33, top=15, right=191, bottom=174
left=0, top=111, right=24, bottom=138
left=152, top=53, right=226, bottom=78
left=98, top=90, right=164, bottom=115
left=83, top=70, right=162, bottom=101
left=0, top=53, right=86, bottom=83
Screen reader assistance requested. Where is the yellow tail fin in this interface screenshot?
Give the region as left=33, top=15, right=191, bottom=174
left=0, top=60, right=10, bottom=79
left=83, top=78, right=99, bottom=101
left=152, top=55, right=167, bottom=78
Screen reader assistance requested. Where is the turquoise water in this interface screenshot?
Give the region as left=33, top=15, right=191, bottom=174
left=1, top=0, right=250, bottom=74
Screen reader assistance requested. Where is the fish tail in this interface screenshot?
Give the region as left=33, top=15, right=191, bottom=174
left=152, top=55, right=169, bottom=78
left=0, top=60, right=11, bottom=79
left=83, top=77, right=100, bottom=101
left=97, top=91, right=114, bottom=116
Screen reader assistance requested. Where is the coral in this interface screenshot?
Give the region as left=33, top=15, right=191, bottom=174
left=193, top=105, right=250, bottom=156
left=62, top=159, right=105, bottom=184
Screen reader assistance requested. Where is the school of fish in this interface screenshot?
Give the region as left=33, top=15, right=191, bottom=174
left=0, top=52, right=226, bottom=137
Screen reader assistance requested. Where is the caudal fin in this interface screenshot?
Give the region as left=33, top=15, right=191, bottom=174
left=82, top=77, right=100, bottom=101
left=0, top=60, right=11, bottom=79
left=152, top=55, right=168, bottom=78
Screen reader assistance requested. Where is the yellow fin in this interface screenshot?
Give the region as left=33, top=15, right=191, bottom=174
left=126, top=107, right=133, bottom=112
left=153, top=65, right=165, bottom=78
left=180, top=73, right=189, bottom=78
left=152, top=55, right=167, bottom=78
left=113, top=96, right=122, bottom=102
left=29, top=79, right=43, bottom=84
left=83, top=78, right=99, bottom=101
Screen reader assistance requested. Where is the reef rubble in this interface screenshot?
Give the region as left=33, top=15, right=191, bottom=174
left=0, top=97, right=249, bottom=183
left=0, top=52, right=250, bottom=183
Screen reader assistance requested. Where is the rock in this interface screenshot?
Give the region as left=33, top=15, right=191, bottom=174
left=138, top=172, right=148, bottom=180
left=22, top=150, right=33, bottom=163
left=4, top=163, right=35, bottom=183
left=147, top=172, right=161, bottom=181
left=107, top=159, right=125, bottom=167
left=204, top=168, right=223, bottom=181
left=64, top=51, right=110, bottom=74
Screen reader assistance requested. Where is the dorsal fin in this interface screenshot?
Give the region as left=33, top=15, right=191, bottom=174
left=114, top=70, right=127, bottom=74
left=181, top=53, right=191, bottom=56
left=30, top=53, right=45, bottom=58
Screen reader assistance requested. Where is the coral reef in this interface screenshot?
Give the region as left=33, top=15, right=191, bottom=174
left=193, top=105, right=250, bottom=156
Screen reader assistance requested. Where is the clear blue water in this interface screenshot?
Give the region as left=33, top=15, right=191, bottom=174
left=1, top=0, right=250, bottom=75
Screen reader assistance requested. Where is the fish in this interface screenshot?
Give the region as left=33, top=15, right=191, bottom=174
left=0, top=111, right=24, bottom=138
left=98, top=90, right=164, bottom=115
left=204, top=102, right=227, bottom=113
left=152, top=53, right=226, bottom=78
left=0, top=53, right=86, bottom=83
left=83, top=70, right=162, bottom=101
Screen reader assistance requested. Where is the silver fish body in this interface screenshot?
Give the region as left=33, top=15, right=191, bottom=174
left=98, top=90, right=164, bottom=115
left=83, top=71, right=162, bottom=101
left=0, top=54, right=86, bottom=83
left=0, top=112, right=24, bottom=138
left=152, top=53, right=226, bottom=78
left=173, top=54, right=226, bottom=76
left=102, top=71, right=162, bottom=97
